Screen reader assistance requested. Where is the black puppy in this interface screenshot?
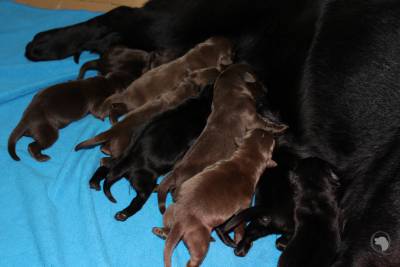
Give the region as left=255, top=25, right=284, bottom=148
left=77, top=46, right=176, bottom=79
left=89, top=85, right=213, bottom=221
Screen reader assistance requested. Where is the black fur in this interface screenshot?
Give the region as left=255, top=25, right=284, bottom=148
left=90, top=85, right=213, bottom=221
left=221, top=148, right=296, bottom=257
left=26, top=0, right=400, bottom=265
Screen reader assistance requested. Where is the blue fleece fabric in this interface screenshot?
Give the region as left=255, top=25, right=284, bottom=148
left=0, top=1, right=281, bottom=266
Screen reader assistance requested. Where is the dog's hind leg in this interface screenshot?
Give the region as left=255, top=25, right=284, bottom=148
left=28, top=124, right=58, bottom=162
left=114, top=170, right=157, bottom=221
left=183, top=224, right=211, bottom=267
left=234, top=219, right=276, bottom=257
left=89, top=165, right=110, bottom=190
left=103, top=173, right=125, bottom=203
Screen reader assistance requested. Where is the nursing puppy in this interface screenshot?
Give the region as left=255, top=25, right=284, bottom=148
left=95, top=36, right=233, bottom=119
left=75, top=67, right=220, bottom=158
left=157, top=63, right=287, bottom=214
left=221, top=161, right=295, bottom=257
left=8, top=72, right=132, bottom=162
left=77, top=46, right=176, bottom=79
left=153, top=129, right=277, bottom=267
left=88, top=85, right=213, bottom=220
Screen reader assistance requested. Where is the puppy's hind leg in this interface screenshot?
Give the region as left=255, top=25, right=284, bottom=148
left=89, top=165, right=110, bottom=190
left=28, top=123, right=58, bottom=162
left=234, top=219, right=275, bottom=257
left=114, top=170, right=157, bottom=221
left=103, top=173, right=125, bottom=203
left=183, top=224, right=211, bottom=267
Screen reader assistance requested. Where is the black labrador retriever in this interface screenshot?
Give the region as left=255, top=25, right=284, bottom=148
left=25, top=0, right=400, bottom=266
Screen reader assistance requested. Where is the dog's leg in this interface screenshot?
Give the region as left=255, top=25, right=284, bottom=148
left=183, top=225, right=211, bottom=267
left=89, top=165, right=110, bottom=190
left=109, top=103, right=128, bottom=125
left=234, top=219, right=275, bottom=257
left=215, top=227, right=236, bottom=248
left=233, top=222, right=245, bottom=244
left=28, top=124, right=59, bottom=162
left=114, top=171, right=157, bottom=221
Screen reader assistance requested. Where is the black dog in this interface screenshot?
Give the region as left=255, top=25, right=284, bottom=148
left=89, top=85, right=213, bottom=221
left=25, top=0, right=400, bottom=266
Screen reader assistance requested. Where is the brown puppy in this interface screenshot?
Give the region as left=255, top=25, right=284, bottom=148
left=153, top=129, right=277, bottom=267
left=77, top=46, right=176, bottom=79
left=8, top=72, right=131, bottom=162
left=157, top=63, right=287, bottom=214
left=75, top=67, right=221, bottom=158
left=95, top=36, right=233, bottom=119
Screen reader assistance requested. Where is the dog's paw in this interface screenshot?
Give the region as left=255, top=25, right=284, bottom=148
left=89, top=180, right=101, bottom=191
left=115, top=212, right=128, bottom=221
left=152, top=227, right=168, bottom=240
left=234, top=241, right=252, bottom=257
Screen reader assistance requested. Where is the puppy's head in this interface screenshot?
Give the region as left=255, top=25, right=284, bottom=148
left=202, top=37, right=234, bottom=70
left=25, top=23, right=120, bottom=61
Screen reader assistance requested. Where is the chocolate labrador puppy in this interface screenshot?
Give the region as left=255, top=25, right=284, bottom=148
left=153, top=129, right=278, bottom=267
left=157, top=63, right=287, bottom=214
left=87, top=85, right=213, bottom=220
left=75, top=67, right=220, bottom=158
left=220, top=153, right=296, bottom=256
left=8, top=72, right=132, bottom=162
left=95, top=36, right=233, bottom=119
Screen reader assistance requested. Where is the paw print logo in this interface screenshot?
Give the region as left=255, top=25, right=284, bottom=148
left=371, top=231, right=391, bottom=254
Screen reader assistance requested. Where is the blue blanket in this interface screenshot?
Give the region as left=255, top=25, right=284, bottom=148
left=0, top=1, right=281, bottom=266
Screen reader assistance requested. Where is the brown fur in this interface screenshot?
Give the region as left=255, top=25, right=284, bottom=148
left=157, top=63, right=288, bottom=214
left=75, top=67, right=221, bottom=158
left=153, top=129, right=277, bottom=267
left=8, top=72, right=132, bottom=162
left=95, top=37, right=233, bottom=119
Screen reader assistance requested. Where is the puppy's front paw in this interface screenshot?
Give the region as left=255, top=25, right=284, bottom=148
left=152, top=227, right=168, bottom=240
left=115, top=212, right=128, bottom=221
left=234, top=240, right=252, bottom=257
left=89, top=180, right=101, bottom=191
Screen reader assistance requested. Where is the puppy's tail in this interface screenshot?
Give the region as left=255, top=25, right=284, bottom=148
left=77, top=59, right=100, bottom=79
left=157, top=175, right=174, bottom=214
left=164, top=224, right=183, bottom=267
left=75, top=130, right=111, bottom=151
left=8, top=119, right=28, bottom=161
left=222, top=206, right=266, bottom=233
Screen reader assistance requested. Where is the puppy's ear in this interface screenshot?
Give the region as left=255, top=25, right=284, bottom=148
left=266, top=159, right=277, bottom=168
left=243, top=72, right=256, bottom=83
